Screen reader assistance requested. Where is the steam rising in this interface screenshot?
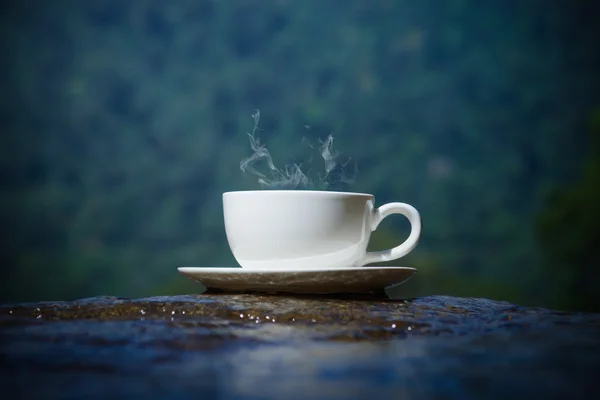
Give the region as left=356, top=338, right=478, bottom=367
left=240, top=110, right=356, bottom=190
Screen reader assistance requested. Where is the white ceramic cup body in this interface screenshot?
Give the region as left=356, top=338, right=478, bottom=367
left=223, top=190, right=421, bottom=269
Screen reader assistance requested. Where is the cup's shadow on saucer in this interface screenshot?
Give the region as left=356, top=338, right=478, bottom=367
left=177, top=265, right=417, bottom=302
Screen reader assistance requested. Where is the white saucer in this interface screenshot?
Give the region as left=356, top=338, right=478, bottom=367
left=177, top=266, right=416, bottom=295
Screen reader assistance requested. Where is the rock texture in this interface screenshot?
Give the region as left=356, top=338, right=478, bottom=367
left=1, top=294, right=599, bottom=399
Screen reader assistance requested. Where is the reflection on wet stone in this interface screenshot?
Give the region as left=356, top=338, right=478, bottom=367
left=1, top=294, right=599, bottom=398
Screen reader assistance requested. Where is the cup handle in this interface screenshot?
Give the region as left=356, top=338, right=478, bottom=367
left=359, top=202, right=422, bottom=266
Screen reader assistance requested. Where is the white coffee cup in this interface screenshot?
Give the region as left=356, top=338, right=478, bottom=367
left=223, top=190, right=421, bottom=269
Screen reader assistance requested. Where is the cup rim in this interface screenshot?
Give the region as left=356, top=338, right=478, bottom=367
left=223, top=190, right=373, bottom=198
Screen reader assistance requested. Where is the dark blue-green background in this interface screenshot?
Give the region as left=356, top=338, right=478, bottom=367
left=1, top=0, right=599, bottom=311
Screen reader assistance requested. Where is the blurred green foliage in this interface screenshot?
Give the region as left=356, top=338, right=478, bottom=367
left=536, top=110, right=600, bottom=312
left=0, top=0, right=599, bottom=310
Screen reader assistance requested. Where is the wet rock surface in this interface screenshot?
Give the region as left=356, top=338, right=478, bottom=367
left=1, top=294, right=599, bottom=399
